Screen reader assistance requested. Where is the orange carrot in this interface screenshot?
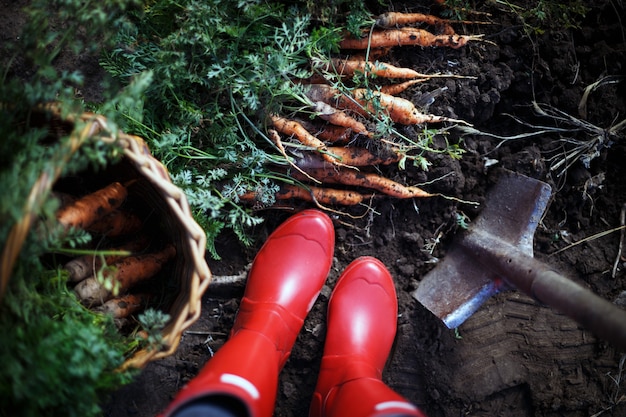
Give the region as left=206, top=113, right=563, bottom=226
left=64, top=235, right=150, bottom=282
left=349, top=88, right=465, bottom=125
left=279, top=184, right=365, bottom=206
left=86, top=209, right=143, bottom=237
left=375, top=12, right=456, bottom=35
left=307, top=84, right=468, bottom=125
left=74, top=244, right=176, bottom=306
left=270, top=114, right=345, bottom=166
left=56, top=181, right=128, bottom=230
left=292, top=167, right=433, bottom=199
left=312, top=101, right=370, bottom=136
left=296, top=146, right=403, bottom=168
left=268, top=128, right=321, bottom=185
left=240, top=184, right=365, bottom=206
left=315, top=57, right=425, bottom=79
left=379, top=79, right=426, bottom=95
left=297, top=120, right=354, bottom=144
left=94, top=293, right=150, bottom=319
left=339, top=28, right=483, bottom=50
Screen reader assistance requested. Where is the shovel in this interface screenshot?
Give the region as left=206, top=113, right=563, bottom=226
left=412, top=169, right=626, bottom=350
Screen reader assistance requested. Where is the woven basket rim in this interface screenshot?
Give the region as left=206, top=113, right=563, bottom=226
left=115, top=133, right=212, bottom=369
left=0, top=106, right=212, bottom=369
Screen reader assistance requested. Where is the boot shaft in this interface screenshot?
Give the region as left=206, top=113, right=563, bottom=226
left=310, top=257, right=426, bottom=417
left=162, top=210, right=335, bottom=417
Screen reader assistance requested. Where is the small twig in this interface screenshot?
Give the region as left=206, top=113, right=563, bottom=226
left=549, top=224, right=626, bottom=257
left=184, top=330, right=227, bottom=337
left=209, top=264, right=252, bottom=287
left=613, top=204, right=626, bottom=278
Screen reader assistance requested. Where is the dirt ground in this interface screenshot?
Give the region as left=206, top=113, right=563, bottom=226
left=102, top=2, right=626, bottom=416
left=4, top=0, right=626, bottom=416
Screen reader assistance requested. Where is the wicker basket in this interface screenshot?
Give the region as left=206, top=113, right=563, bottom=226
left=0, top=105, right=212, bottom=370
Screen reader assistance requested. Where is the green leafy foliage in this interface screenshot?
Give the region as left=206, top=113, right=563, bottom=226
left=0, top=1, right=160, bottom=416
left=100, top=0, right=375, bottom=257
left=495, top=0, right=589, bottom=34
left=0, top=267, right=136, bottom=417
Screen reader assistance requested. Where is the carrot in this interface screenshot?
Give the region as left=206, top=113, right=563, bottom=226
left=307, top=84, right=468, bottom=125
left=86, top=209, right=143, bottom=237
left=339, top=28, right=483, bottom=49
left=317, top=58, right=475, bottom=82
left=240, top=184, right=365, bottom=206
left=297, top=120, right=355, bottom=144
left=375, top=12, right=456, bottom=35
left=270, top=114, right=346, bottom=166
left=268, top=128, right=320, bottom=185
left=94, top=293, right=150, bottom=319
left=377, top=11, right=491, bottom=29
left=279, top=184, right=365, bottom=206
left=292, top=167, right=433, bottom=199
left=379, top=79, right=426, bottom=95
left=74, top=244, right=176, bottom=306
left=64, top=235, right=150, bottom=282
left=348, top=88, right=462, bottom=125
left=56, top=181, right=128, bottom=230
left=296, top=146, right=403, bottom=168
left=312, top=101, right=370, bottom=136
left=305, top=84, right=357, bottom=113
left=314, top=57, right=425, bottom=79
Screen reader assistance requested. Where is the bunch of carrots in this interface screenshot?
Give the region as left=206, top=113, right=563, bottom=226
left=54, top=179, right=176, bottom=327
left=242, top=10, right=484, bottom=209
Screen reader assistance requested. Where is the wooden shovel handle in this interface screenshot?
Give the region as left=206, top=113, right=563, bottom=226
left=461, top=230, right=626, bottom=350
left=530, top=270, right=626, bottom=350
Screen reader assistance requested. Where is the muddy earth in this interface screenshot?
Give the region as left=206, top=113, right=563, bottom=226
left=111, top=2, right=626, bottom=417
left=4, top=0, right=626, bottom=416
left=102, top=2, right=626, bottom=416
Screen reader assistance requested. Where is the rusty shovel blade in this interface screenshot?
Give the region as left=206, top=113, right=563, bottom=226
left=413, top=169, right=552, bottom=329
left=412, top=170, right=626, bottom=350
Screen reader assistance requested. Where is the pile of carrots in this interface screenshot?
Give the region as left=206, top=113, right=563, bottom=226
left=54, top=179, right=176, bottom=327
left=243, top=10, right=484, bottom=209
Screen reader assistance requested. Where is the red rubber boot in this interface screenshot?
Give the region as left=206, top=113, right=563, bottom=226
left=161, top=209, right=335, bottom=417
left=309, top=257, right=427, bottom=417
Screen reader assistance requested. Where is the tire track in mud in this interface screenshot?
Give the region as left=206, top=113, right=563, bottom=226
left=411, top=291, right=624, bottom=416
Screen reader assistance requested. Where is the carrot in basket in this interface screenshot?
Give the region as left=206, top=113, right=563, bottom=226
left=339, top=28, right=483, bottom=50
left=94, top=293, right=151, bottom=319
left=74, top=244, right=176, bottom=306
left=292, top=167, right=434, bottom=199
left=64, top=235, right=150, bottom=282
left=85, top=209, right=143, bottom=237
left=56, top=181, right=128, bottom=230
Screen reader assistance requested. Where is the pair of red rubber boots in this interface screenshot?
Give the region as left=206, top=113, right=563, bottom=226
left=161, top=210, right=426, bottom=417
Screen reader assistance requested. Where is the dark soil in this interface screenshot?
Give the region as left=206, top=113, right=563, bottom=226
left=103, top=2, right=626, bottom=416
left=5, top=0, right=626, bottom=416
left=108, top=1, right=626, bottom=416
